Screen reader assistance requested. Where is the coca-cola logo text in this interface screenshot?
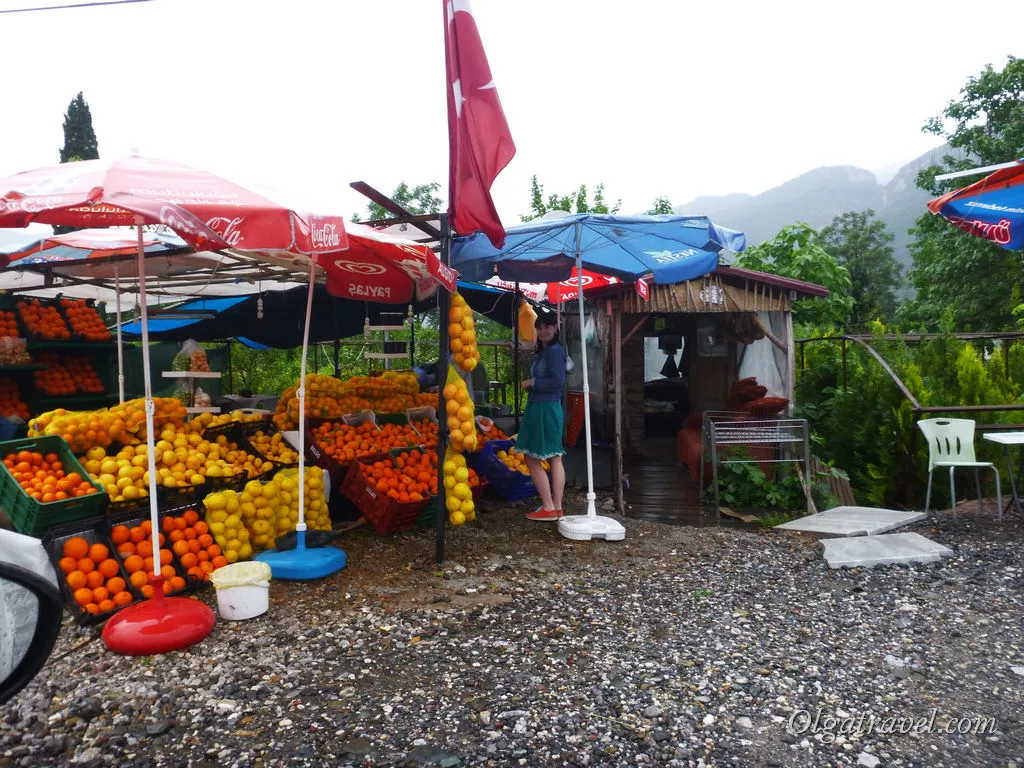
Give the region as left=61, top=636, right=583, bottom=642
left=206, top=216, right=245, bottom=246
left=312, top=222, right=342, bottom=249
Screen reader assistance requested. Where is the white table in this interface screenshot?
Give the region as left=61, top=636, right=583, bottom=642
left=982, top=432, right=1024, bottom=516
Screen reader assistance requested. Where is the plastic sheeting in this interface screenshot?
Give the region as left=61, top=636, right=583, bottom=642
left=737, top=311, right=788, bottom=397
left=0, top=578, right=36, bottom=687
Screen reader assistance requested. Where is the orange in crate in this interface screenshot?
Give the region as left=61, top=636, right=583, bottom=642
left=59, top=299, right=111, bottom=341
left=16, top=299, right=71, bottom=340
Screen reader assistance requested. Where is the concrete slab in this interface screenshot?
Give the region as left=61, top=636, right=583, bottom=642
left=775, top=506, right=926, bottom=537
left=822, top=532, right=954, bottom=569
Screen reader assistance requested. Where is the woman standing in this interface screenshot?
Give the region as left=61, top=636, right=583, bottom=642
left=518, top=314, right=567, bottom=521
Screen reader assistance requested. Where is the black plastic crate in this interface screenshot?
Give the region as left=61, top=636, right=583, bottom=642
left=42, top=516, right=144, bottom=627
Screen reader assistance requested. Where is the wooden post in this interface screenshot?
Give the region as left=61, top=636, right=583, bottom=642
left=614, top=306, right=625, bottom=514
left=785, top=311, right=795, bottom=417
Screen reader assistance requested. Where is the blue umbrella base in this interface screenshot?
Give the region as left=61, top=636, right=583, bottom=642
left=255, top=545, right=347, bottom=580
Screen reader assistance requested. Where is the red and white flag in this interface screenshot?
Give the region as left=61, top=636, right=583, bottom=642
left=444, top=0, right=516, bottom=248
left=636, top=278, right=649, bottom=301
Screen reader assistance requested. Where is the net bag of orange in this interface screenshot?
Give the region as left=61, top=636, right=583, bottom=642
left=443, top=365, right=477, bottom=453
left=448, top=292, right=479, bottom=372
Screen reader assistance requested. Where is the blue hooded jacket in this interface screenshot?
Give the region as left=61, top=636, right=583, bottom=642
left=529, top=342, right=566, bottom=403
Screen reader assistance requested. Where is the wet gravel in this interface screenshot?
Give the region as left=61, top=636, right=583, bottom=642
left=2, top=495, right=1023, bottom=767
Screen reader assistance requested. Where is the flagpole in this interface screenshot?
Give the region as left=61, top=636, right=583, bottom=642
left=513, top=282, right=520, bottom=433
left=435, top=213, right=452, bottom=565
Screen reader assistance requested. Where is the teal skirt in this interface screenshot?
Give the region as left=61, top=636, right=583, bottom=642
left=516, top=400, right=565, bottom=460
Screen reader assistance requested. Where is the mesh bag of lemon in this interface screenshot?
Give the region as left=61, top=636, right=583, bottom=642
left=273, top=466, right=331, bottom=536
left=442, top=446, right=475, bottom=526
left=237, top=477, right=281, bottom=552
left=202, top=488, right=253, bottom=564
left=443, top=365, right=477, bottom=453
left=448, top=291, right=480, bottom=372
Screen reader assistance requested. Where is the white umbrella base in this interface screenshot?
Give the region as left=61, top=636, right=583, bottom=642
left=558, top=514, right=626, bottom=541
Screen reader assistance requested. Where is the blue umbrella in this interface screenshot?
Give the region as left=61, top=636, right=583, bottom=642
left=451, top=213, right=746, bottom=283
left=928, top=159, right=1024, bottom=250
left=452, top=213, right=746, bottom=541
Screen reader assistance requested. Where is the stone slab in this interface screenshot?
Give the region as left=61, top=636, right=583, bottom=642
left=775, top=506, right=926, bottom=537
left=822, top=532, right=954, bottom=569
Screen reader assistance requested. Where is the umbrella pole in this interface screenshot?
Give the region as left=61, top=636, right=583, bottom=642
left=295, top=259, right=317, bottom=553
left=574, top=249, right=597, bottom=518
left=114, top=263, right=124, bottom=404
left=135, top=218, right=163, bottom=593
left=513, top=283, right=520, bottom=432
left=435, top=214, right=452, bottom=565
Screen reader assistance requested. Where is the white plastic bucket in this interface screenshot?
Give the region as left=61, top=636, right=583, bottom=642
left=210, top=561, right=271, bottom=620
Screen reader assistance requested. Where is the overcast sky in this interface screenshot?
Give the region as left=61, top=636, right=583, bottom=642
left=1, top=0, right=1022, bottom=238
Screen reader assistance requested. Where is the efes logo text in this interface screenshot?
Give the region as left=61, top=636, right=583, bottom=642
left=645, top=248, right=700, bottom=264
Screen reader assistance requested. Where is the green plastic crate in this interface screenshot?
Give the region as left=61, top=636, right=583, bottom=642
left=0, top=435, right=108, bottom=537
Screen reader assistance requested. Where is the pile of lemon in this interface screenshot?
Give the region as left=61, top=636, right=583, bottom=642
left=248, top=429, right=299, bottom=465
left=448, top=292, right=479, bottom=372
left=203, top=489, right=252, bottom=563
left=81, top=426, right=264, bottom=502
left=442, top=449, right=475, bottom=526
left=496, top=445, right=549, bottom=475
left=443, top=371, right=477, bottom=453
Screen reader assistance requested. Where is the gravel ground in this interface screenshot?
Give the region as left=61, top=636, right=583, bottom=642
left=2, top=493, right=1023, bottom=768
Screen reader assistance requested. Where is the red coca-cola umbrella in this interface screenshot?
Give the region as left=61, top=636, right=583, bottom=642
left=323, top=222, right=458, bottom=303
left=0, top=155, right=353, bottom=653
left=0, top=155, right=349, bottom=258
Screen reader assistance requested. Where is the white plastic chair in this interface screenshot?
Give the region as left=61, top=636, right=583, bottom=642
left=918, top=418, right=1001, bottom=521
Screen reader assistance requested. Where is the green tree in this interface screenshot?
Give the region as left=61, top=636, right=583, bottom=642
left=58, top=91, right=99, bottom=164
left=56, top=92, right=100, bottom=235
left=354, top=181, right=443, bottom=222
left=520, top=176, right=621, bottom=221
left=819, top=210, right=901, bottom=326
left=902, top=56, right=1024, bottom=331
left=734, top=223, right=853, bottom=328
left=646, top=196, right=674, bottom=215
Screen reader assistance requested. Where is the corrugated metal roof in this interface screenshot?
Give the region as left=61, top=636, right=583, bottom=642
left=714, top=265, right=829, bottom=297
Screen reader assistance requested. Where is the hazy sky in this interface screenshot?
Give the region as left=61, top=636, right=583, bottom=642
left=1, top=0, right=1022, bottom=236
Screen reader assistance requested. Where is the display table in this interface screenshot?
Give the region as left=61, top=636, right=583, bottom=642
left=981, top=432, right=1024, bottom=517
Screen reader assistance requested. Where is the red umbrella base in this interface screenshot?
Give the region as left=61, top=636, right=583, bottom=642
left=102, top=596, right=216, bottom=656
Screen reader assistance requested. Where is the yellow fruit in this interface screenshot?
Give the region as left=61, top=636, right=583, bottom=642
left=453, top=483, right=471, bottom=501
left=450, top=510, right=466, bottom=526
left=206, top=493, right=226, bottom=511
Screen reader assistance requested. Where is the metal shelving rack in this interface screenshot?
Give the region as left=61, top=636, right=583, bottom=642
left=161, top=371, right=222, bottom=415
left=700, top=410, right=811, bottom=515
left=363, top=309, right=411, bottom=370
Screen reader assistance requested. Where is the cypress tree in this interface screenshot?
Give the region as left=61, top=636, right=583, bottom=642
left=58, top=92, right=99, bottom=164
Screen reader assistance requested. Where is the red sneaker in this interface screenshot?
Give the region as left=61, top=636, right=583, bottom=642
left=525, top=507, right=562, bottom=521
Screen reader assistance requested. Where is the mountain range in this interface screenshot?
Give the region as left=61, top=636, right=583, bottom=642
left=676, top=144, right=951, bottom=274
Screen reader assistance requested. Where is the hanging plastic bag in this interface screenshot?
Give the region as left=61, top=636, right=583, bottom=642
left=180, top=338, right=211, bottom=372
left=565, top=352, right=576, bottom=373
left=583, top=313, right=597, bottom=345
left=518, top=300, right=537, bottom=343
left=193, top=387, right=212, bottom=408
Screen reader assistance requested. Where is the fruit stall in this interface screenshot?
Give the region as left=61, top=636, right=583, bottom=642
left=0, top=287, right=548, bottom=626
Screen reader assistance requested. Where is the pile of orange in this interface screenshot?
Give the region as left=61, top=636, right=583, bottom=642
left=58, top=536, right=135, bottom=615
left=158, top=509, right=229, bottom=582
left=363, top=448, right=437, bottom=503
left=313, top=420, right=424, bottom=463
left=16, top=299, right=71, bottom=340
left=0, top=378, right=29, bottom=420
left=0, top=309, right=21, bottom=339
left=63, top=356, right=105, bottom=393
left=477, top=420, right=509, bottom=447
left=59, top=299, right=111, bottom=341
left=33, top=352, right=76, bottom=396
left=189, top=350, right=210, bottom=372
left=415, top=392, right=439, bottom=408
left=412, top=418, right=438, bottom=448
left=111, top=519, right=186, bottom=595
left=2, top=448, right=99, bottom=502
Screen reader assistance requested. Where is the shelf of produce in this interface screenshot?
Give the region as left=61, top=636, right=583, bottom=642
left=161, top=371, right=222, bottom=379
left=28, top=393, right=119, bottom=408
left=26, top=341, right=117, bottom=350
left=365, top=325, right=406, bottom=332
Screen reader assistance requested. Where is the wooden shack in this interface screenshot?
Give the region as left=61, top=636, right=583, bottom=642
left=561, top=265, right=828, bottom=518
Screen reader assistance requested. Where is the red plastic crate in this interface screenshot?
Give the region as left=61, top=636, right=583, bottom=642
left=341, top=452, right=428, bottom=535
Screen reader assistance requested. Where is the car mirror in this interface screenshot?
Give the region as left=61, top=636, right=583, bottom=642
left=0, top=561, right=63, bottom=707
